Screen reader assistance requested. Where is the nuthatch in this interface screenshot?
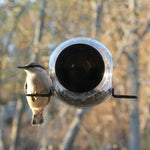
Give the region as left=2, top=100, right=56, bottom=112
left=17, top=62, right=52, bottom=126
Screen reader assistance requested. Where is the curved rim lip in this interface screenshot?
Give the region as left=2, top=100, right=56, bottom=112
left=51, top=37, right=112, bottom=60
left=49, top=37, right=113, bottom=96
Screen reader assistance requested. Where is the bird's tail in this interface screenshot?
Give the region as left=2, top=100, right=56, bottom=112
left=32, top=112, right=44, bottom=126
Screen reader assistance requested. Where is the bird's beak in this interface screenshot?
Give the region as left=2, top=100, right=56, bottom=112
left=17, top=66, right=27, bottom=69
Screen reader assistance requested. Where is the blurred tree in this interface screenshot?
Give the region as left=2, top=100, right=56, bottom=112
left=9, top=96, right=26, bottom=150
left=60, top=109, right=85, bottom=150
left=31, top=0, right=47, bottom=62
left=0, top=107, right=5, bottom=150
left=128, top=0, right=150, bottom=149
left=0, top=0, right=149, bottom=149
left=128, top=0, right=140, bottom=147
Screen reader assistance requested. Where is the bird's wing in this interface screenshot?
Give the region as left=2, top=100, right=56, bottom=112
left=24, top=81, right=27, bottom=94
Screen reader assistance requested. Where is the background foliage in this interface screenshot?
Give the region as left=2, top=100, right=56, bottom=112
left=0, top=0, right=150, bottom=150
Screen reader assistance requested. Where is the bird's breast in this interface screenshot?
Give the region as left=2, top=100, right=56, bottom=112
left=26, top=96, right=50, bottom=109
left=26, top=72, right=50, bottom=94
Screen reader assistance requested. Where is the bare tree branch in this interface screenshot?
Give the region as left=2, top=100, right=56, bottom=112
left=113, top=29, right=132, bottom=68
left=60, top=109, right=85, bottom=150
left=113, top=19, right=150, bottom=68
left=139, top=23, right=150, bottom=39
left=3, top=4, right=27, bottom=53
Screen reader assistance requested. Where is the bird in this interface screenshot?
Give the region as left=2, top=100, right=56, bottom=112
left=17, top=62, right=52, bottom=126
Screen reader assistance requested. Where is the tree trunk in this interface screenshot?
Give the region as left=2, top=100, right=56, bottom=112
left=9, top=97, right=26, bottom=150
left=128, top=45, right=140, bottom=150
left=95, top=0, right=104, bottom=40
left=31, top=0, right=47, bottom=63
left=128, top=0, right=140, bottom=150
left=40, top=104, right=51, bottom=150
left=0, top=107, right=5, bottom=150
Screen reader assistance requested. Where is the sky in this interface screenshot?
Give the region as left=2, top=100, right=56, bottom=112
left=0, top=0, right=4, bottom=5
left=0, top=0, right=36, bottom=6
